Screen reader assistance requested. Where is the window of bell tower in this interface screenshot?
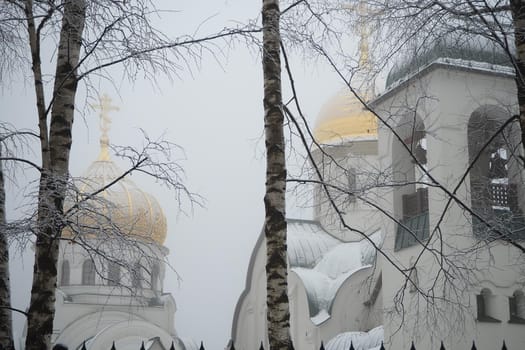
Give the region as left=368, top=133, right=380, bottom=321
left=393, top=114, right=430, bottom=250
left=468, top=105, right=524, bottom=240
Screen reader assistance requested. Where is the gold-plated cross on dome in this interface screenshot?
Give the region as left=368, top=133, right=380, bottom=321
left=92, top=94, right=119, bottom=161
left=356, top=1, right=370, bottom=70
left=345, top=0, right=379, bottom=98
left=343, top=0, right=372, bottom=69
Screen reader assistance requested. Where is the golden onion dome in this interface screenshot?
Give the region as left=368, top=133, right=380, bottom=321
left=63, top=94, right=167, bottom=245
left=313, top=89, right=377, bottom=144
left=70, top=156, right=168, bottom=245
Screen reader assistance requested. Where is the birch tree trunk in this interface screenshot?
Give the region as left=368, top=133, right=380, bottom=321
left=25, top=1, right=86, bottom=349
left=0, top=143, right=14, bottom=350
left=261, top=1, right=291, bottom=349
left=510, top=1, right=525, bottom=156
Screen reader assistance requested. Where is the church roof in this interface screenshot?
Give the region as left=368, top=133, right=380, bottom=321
left=326, top=326, right=384, bottom=350
left=312, top=89, right=378, bottom=145
left=287, top=222, right=383, bottom=324
left=385, top=33, right=513, bottom=88
left=231, top=219, right=383, bottom=341
left=71, top=155, right=167, bottom=245
left=287, top=220, right=340, bottom=268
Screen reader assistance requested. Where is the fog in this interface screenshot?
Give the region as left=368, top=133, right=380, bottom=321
left=1, top=1, right=346, bottom=349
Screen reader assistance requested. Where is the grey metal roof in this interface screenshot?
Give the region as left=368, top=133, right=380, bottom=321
left=386, top=33, right=513, bottom=88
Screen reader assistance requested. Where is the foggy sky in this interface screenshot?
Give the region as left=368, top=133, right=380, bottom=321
left=1, top=1, right=345, bottom=349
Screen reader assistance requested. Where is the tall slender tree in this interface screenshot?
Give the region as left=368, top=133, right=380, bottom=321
left=25, top=1, right=87, bottom=349
left=0, top=124, right=38, bottom=350
left=0, top=142, right=14, bottom=350
left=261, top=1, right=291, bottom=349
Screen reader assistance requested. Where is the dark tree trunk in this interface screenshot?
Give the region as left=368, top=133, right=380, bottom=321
left=25, top=1, right=86, bottom=349
left=0, top=143, right=14, bottom=350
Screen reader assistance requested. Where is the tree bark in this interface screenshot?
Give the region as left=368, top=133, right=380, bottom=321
left=25, top=1, right=86, bottom=349
left=0, top=143, right=14, bottom=350
left=261, top=1, right=291, bottom=350
left=24, top=0, right=50, bottom=170
left=510, top=0, right=525, bottom=158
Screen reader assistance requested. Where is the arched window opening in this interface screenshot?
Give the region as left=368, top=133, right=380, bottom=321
left=82, top=260, right=96, bottom=285
left=150, top=263, right=160, bottom=291
left=477, top=288, right=500, bottom=323
left=468, top=106, right=524, bottom=239
left=131, top=263, right=142, bottom=289
left=393, top=115, right=430, bottom=250
left=509, top=290, right=525, bottom=324
left=108, top=262, right=120, bottom=286
left=60, top=260, right=70, bottom=286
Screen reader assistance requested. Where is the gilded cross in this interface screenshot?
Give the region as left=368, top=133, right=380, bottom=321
left=344, top=0, right=376, bottom=70
left=344, top=0, right=380, bottom=98
left=92, top=94, right=119, bottom=161
left=356, top=1, right=369, bottom=69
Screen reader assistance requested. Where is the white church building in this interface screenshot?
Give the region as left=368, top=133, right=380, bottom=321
left=232, top=37, right=525, bottom=350
left=37, top=96, right=195, bottom=350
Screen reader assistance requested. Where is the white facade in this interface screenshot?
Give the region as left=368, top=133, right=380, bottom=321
left=51, top=240, right=184, bottom=350
left=232, top=47, right=525, bottom=350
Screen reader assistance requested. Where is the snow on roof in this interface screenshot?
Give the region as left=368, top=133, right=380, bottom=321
left=382, top=57, right=514, bottom=98
left=287, top=220, right=340, bottom=268
left=385, top=32, right=513, bottom=88
left=326, top=326, right=384, bottom=350
left=293, top=265, right=370, bottom=323
left=315, top=243, right=364, bottom=278
left=287, top=220, right=383, bottom=324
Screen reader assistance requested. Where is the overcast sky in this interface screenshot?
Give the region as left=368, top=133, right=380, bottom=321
left=1, top=1, right=347, bottom=349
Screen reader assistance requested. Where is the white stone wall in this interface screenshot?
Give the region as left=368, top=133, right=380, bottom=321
left=53, top=239, right=178, bottom=350
left=375, top=64, right=525, bottom=349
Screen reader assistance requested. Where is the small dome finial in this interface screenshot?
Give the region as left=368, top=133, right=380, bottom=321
left=92, top=94, right=119, bottom=161
left=345, top=0, right=376, bottom=99
left=357, top=1, right=370, bottom=70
